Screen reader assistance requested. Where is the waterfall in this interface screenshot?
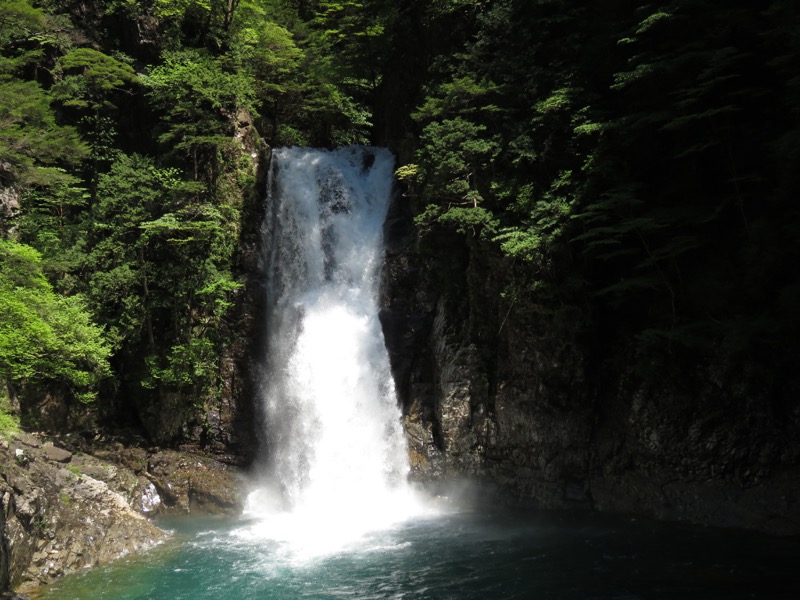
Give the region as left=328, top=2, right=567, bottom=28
left=246, top=146, right=418, bottom=555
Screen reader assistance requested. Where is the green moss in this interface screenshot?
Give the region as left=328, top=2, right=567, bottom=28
left=0, top=388, right=20, bottom=438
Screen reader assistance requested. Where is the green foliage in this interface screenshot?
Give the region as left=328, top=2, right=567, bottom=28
left=407, top=0, right=800, bottom=374
left=413, top=76, right=500, bottom=122
left=0, top=409, right=19, bottom=437
left=16, top=175, right=89, bottom=293
left=153, top=0, right=212, bottom=20
left=0, top=80, right=87, bottom=187
left=52, top=48, right=137, bottom=110
left=145, top=49, right=255, bottom=177
left=437, top=205, right=497, bottom=237
left=87, top=153, right=240, bottom=393
left=142, top=337, right=217, bottom=389
left=0, top=239, right=111, bottom=402
left=394, top=163, right=419, bottom=181
left=416, top=117, right=498, bottom=212
left=278, top=0, right=389, bottom=145
left=310, top=1, right=385, bottom=89
left=146, top=49, right=254, bottom=115
left=0, top=390, right=20, bottom=438
left=0, top=0, right=70, bottom=80
left=562, top=0, right=799, bottom=359
left=0, top=0, right=46, bottom=50
left=410, top=0, right=588, bottom=278
left=236, top=16, right=301, bottom=95
left=148, top=0, right=245, bottom=49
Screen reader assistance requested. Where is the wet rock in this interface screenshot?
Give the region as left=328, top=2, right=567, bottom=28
left=12, top=433, right=40, bottom=449
left=104, top=446, right=149, bottom=475
left=404, top=409, right=444, bottom=482
left=0, top=185, right=20, bottom=237
left=78, top=463, right=115, bottom=481
left=432, top=303, right=491, bottom=476
left=147, top=450, right=244, bottom=514
left=140, top=483, right=162, bottom=515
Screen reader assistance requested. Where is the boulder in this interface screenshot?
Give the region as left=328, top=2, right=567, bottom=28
left=42, top=445, right=72, bottom=463
left=147, top=450, right=244, bottom=514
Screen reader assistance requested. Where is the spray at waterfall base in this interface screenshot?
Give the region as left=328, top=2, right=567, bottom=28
left=244, top=147, right=434, bottom=554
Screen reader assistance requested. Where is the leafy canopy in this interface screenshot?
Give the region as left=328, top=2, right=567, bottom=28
left=0, top=239, right=111, bottom=402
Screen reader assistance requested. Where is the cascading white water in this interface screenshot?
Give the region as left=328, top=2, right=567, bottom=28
left=244, top=146, right=421, bottom=556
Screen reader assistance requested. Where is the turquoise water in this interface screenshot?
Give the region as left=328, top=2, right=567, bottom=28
left=36, top=509, right=798, bottom=599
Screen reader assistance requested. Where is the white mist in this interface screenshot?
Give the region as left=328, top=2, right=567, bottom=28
left=243, top=146, right=423, bottom=557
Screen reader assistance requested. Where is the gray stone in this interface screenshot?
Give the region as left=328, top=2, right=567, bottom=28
left=42, top=446, right=72, bottom=463
left=147, top=450, right=243, bottom=514
left=13, top=433, right=40, bottom=449
left=0, top=435, right=167, bottom=596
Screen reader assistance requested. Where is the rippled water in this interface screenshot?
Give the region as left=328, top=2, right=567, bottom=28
left=36, top=507, right=798, bottom=599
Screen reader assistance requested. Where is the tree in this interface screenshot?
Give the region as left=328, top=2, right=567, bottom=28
left=0, top=80, right=87, bottom=188
left=0, top=238, right=111, bottom=403
left=87, top=153, right=240, bottom=395
left=51, top=48, right=138, bottom=198
left=570, top=1, right=800, bottom=362
left=144, top=48, right=255, bottom=179
left=0, top=0, right=47, bottom=74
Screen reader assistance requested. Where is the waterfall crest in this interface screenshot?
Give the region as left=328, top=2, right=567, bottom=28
left=246, top=146, right=417, bottom=554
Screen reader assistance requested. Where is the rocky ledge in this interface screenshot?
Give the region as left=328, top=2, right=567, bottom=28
left=1, top=433, right=244, bottom=596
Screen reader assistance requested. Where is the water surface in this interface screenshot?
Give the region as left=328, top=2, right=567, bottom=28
left=37, top=508, right=798, bottom=599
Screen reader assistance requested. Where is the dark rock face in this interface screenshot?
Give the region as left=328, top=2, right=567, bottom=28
left=147, top=450, right=244, bottom=514
left=589, top=369, right=800, bottom=534
left=41, top=446, right=72, bottom=463
left=381, top=194, right=800, bottom=535
left=189, top=121, right=270, bottom=464
left=0, top=492, right=9, bottom=594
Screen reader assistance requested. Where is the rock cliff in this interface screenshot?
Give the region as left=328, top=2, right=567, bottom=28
left=382, top=194, right=800, bottom=536
left=0, top=433, right=244, bottom=595
left=0, top=434, right=165, bottom=594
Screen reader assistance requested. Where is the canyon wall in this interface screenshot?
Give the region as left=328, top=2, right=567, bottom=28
left=381, top=193, right=800, bottom=535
